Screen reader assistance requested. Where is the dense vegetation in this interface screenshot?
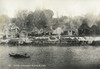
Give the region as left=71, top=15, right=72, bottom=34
left=1, top=9, right=100, bottom=36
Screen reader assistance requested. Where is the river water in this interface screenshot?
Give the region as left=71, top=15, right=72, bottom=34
left=0, top=45, right=100, bottom=69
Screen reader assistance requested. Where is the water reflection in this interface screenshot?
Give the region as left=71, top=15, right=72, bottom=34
left=0, top=45, right=100, bottom=69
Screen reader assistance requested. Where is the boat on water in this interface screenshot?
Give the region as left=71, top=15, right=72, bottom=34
left=9, top=53, right=30, bottom=58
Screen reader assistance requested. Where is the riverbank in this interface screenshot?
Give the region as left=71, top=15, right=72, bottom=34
left=0, top=36, right=100, bottom=46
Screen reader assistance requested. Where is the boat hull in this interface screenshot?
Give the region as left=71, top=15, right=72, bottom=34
left=9, top=54, right=30, bottom=58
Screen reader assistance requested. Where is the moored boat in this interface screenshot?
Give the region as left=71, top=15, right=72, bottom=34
left=9, top=53, right=30, bottom=58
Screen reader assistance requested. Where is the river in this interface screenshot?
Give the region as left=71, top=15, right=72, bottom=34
left=0, top=45, right=100, bottom=69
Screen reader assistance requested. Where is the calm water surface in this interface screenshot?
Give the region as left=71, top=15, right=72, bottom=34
left=0, top=45, right=100, bottom=69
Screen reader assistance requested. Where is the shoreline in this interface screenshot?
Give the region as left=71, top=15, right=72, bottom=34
left=0, top=36, right=100, bottom=46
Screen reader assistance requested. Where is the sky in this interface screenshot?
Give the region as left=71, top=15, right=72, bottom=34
left=0, top=0, right=100, bottom=17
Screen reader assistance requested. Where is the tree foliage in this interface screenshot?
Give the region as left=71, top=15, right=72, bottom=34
left=11, top=9, right=54, bottom=32
left=10, top=9, right=100, bottom=36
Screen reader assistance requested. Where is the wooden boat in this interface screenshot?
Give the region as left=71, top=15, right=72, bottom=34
left=9, top=53, right=30, bottom=58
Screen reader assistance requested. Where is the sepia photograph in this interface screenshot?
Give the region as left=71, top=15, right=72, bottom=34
left=0, top=0, right=100, bottom=69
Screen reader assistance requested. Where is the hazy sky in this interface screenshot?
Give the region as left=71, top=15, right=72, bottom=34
left=0, top=0, right=100, bottom=17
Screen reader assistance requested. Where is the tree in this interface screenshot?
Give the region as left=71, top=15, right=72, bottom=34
left=12, top=10, right=31, bottom=31
left=96, top=21, right=100, bottom=35
left=0, top=15, right=10, bottom=34
left=12, top=9, right=54, bottom=32
left=78, top=20, right=90, bottom=36
left=90, top=25, right=99, bottom=35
